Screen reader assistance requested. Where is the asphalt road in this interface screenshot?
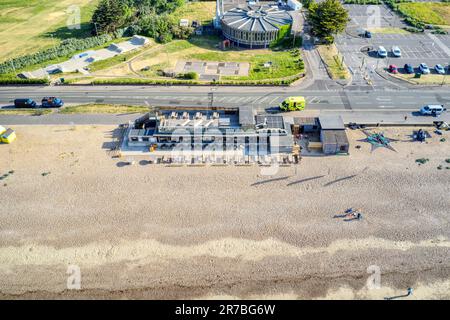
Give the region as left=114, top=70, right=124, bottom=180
left=1, top=85, right=450, bottom=112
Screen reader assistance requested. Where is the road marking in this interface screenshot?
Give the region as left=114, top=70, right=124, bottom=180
left=322, top=108, right=417, bottom=112
left=427, top=33, right=450, bottom=57
left=269, top=97, right=281, bottom=104
left=257, top=96, right=270, bottom=103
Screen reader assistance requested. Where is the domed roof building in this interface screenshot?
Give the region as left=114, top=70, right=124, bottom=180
left=217, top=2, right=293, bottom=48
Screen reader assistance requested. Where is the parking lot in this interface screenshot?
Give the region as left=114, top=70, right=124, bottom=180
left=337, top=33, right=450, bottom=69
left=335, top=5, right=450, bottom=86
left=345, top=4, right=406, bottom=30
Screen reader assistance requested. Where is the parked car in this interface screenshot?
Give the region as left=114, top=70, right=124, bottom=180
left=388, top=64, right=398, bottom=74
left=392, top=46, right=402, bottom=57
left=420, top=104, right=446, bottom=116
left=404, top=64, right=414, bottom=74
left=435, top=64, right=445, bottom=75
left=364, top=30, right=372, bottom=38
left=419, top=63, right=430, bottom=74
left=41, top=97, right=64, bottom=108
left=377, top=46, right=387, bottom=58
left=14, top=98, right=37, bottom=108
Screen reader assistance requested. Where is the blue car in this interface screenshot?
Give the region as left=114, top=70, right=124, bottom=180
left=435, top=64, right=445, bottom=75
left=14, top=98, right=37, bottom=108
left=404, top=64, right=414, bottom=74
left=364, top=30, right=372, bottom=38
left=41, top=97, right=64, bottom=108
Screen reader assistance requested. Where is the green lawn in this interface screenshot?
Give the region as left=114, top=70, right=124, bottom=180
left=91, top=35, right=305, bottom=83
left=398, top=2, right=450, bottom=26
left=59, top=104, right=150, bottom=114
left=0, top=108, right=52, bottom=115
left=224, top=51, right=304, bottom=81
left=170, top=1, right=216, bottom=25
left=88, top=46, right=145, bottom=72
left=186, top=37, right=305, bottom=81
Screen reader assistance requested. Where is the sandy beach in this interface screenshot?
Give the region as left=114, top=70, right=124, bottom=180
left=0, top=125, right=449, bottom=299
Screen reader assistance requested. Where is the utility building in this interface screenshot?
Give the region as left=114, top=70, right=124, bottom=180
left=318, top=115, right=349, bottom=155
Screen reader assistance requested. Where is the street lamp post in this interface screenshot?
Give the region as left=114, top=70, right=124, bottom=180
left=50, top=34, right=57, bottom=56
left=94, top=22, right=99, bottom=36
left=10, top=60, right=16, bottom=74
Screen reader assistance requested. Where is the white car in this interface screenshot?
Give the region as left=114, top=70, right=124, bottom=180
left=392, top=46, right=402, bottom=57
left=435, top=64, right=445, bottom=75
left=419, top=63, right=430, bottom=74
left=420, top=105, right=446, bottom=116
left=377, top=46, right=387, bottom=58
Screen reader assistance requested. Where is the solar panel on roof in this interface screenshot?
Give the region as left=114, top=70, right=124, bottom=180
left=255, top=115, right=284, bottom=129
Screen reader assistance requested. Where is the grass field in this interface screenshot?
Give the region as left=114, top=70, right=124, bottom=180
left=81, top=36, right=304, bottom=83
left=0, top=108, right=52, bottom=115
left=368, top=27, right=410, bottom=34
left=392, top=73, right=449, bottom=85
left=87, top=42, right=153, bottom=73
left=0, top=0, right=99, bottom=62
left=397, top=2, right=450, bottom=26
left=1, top=1, right=303, bottom=84
left=171, top=1, right=216, bottom=25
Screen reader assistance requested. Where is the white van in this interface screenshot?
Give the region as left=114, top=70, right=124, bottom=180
left=420, top=105, right=446, bottom=116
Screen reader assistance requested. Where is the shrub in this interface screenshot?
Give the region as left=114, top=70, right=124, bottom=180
left=0, top=78, right=49, bottom=85
left=270, top=24, right=292, bottom=48
left=404, top=26, right=424, bottom=33
left=179, top=72, right=199, bottom=80
left=90, top=73, right=305, bottom=86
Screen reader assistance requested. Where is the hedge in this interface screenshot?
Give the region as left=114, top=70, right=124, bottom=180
left=178, top=72, right=199, bottom=80
left=343, top=0, right=381, bottom=4
left=0, top=28, right=129, bottom=75
left=91, top=74, right=305, bottom=86
left=0, top=78, right=49, bottom=85
left=270, top=24, right=292, bottom=48
left=92, top=78, right=201, bottom=85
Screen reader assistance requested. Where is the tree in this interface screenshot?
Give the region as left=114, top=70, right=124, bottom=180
left=308, top=0, right=349, bottom=44
left=91, top=0, right=187, bottom=42
left=301, top=0, right=314, bottom=9
left=92, top=0, right=128, bottom=34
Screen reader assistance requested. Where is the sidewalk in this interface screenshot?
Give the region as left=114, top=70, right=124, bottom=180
left=0, top=110, right=448, bottom=126
left=321, top=110, right=450, bottom=126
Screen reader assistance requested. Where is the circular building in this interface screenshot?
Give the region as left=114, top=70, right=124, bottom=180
left=221, top=5, right=292, bottom=48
